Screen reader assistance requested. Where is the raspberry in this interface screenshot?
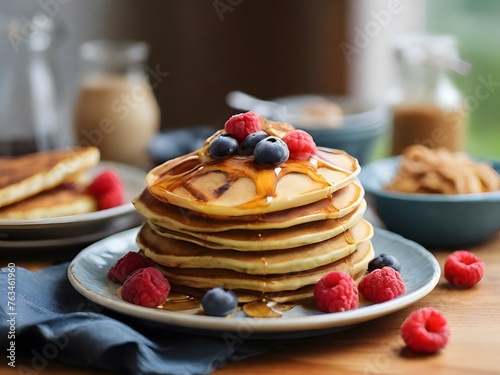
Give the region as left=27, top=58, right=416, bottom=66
left=108, top=251, right=151, bottom=283
left=121, top=267, right=171, bottom=308
left=444, top=250, right=485, bottom=288
left=224, top=112, right=262, bottom=143
left=87, top=170, right=124, bottom=210
left=97, top=186, right=124, bottom=210
left=87, top=170, right=121, bottom=195
left=358, top=266, right=406, bottom=303
left=401, top=308, right=450, bottom=353
left=313, top=271, right=359, bottom=313
left=282, top=129, right=317, bottom=160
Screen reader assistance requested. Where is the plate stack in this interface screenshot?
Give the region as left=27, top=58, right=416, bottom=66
left=0, top=148, right=145, bottom=250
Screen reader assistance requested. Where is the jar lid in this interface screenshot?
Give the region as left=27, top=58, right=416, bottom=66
left=79, top=39, right=149, bottom=67
left=393, top=34, right=470, bottom=75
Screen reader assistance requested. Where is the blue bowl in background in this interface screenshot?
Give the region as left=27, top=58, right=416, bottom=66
left=274, top=95, right=389, bottom=165
left=148, top=126, right=215, bottom=165
left=359, top=156, right=500, bottom=248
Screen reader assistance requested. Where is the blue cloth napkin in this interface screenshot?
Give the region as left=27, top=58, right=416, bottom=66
left=0, top=263, right=271, bottom=375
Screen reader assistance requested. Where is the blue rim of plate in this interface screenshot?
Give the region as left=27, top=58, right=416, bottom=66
left=68, top=226, right=440, bottom=339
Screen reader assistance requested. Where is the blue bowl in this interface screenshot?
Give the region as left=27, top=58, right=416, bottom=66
left=148, top=126, right=215, bottom=165
left=273, top=95, right=389, bottom=165
left=359, top=156, right=500, bottom=248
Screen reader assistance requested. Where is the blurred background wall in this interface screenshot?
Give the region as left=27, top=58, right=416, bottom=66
left=0, top=0, right=423, bottom=134
left=1, top=0, right=352, bottom=134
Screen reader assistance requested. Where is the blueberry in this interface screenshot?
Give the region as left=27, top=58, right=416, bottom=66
left=367, top=253, right=401, bottom=273
left=239, top=131, right=269, bottom=155
left=201, top=287, right=238, bottom=317
left=209, top=135, right=238, bottom=159
left=253, top=136, right=289, bottom=166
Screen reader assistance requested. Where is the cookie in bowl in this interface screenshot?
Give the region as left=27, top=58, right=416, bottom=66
left=360, top=145, right=500, bottom=247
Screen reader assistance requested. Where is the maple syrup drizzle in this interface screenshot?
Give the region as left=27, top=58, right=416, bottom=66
left=344, top=228, right=357, bottom=244
left=151, top=152, right=350, bottom=211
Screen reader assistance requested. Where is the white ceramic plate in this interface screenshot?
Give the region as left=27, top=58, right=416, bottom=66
left=68, top=226, right=441, bottom=339
left=0, top=161, right=146, bottom=247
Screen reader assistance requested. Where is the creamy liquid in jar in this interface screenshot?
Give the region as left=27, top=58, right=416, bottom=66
left=391, top=104, right=467, bottom=155
left=73, top=75, right=160, bottom=168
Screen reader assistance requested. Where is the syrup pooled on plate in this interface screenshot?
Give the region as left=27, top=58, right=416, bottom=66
left=242, top=299, right=296, bottom=318
left=160, top=292, right=201, bottom=313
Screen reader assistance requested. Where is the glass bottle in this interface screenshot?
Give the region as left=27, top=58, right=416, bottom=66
left=0, top=13, right=62, bottom=156
left=390, top=34, right=470, bottom=155
left=73, top=40, right=160, bottom=168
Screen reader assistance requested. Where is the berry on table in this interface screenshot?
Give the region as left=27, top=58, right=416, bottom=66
left=209, top=134, right=239, bottom=159
left=444, top=250, right=485, bottom=288
left=239, top=130, right=269, bottom=154
left=282, top=129, right=316, bottom=160
left=253, top=136, right=289, bottom=166
left=224, top=111, right=262, bottom=143
left=401, top=308, right=450, bottom=353
left=121, top=267, right=171, bottom=308
left=367, top=253, right=401, bottom=273
left=358, top=266, right=406, bottom=303
left=313, top=271, right=359, bottom=313
left=108, top=251, right=151, bottom=283
left=201, top=287, right=238, bottom=317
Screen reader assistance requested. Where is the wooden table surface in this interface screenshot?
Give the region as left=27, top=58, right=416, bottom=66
left=1, top=229, right=499, bottom=375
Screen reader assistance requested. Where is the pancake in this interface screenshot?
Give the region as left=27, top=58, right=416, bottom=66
left=0, top=146, right=100, bottom=208
left=138, top=218, right=373, bottom=274
left=154, top=241, right=374, bottom=297
left=133, top=180, right=364, bottom=232
left=147, top=199, right=367, bottom=251
left=0, top=183, right=97, bottom=220
left=146, top=147, right=360, bottom=216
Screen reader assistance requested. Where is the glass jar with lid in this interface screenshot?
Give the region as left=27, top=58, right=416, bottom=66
left=389, top=34, right=470, bottom=155
left=73, top=40, right=160, bottom=168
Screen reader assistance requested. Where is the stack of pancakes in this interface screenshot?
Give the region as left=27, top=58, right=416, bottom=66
left=133, top=119, right=374, bottom=303
left=0, top=147, right=100, bottom=220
